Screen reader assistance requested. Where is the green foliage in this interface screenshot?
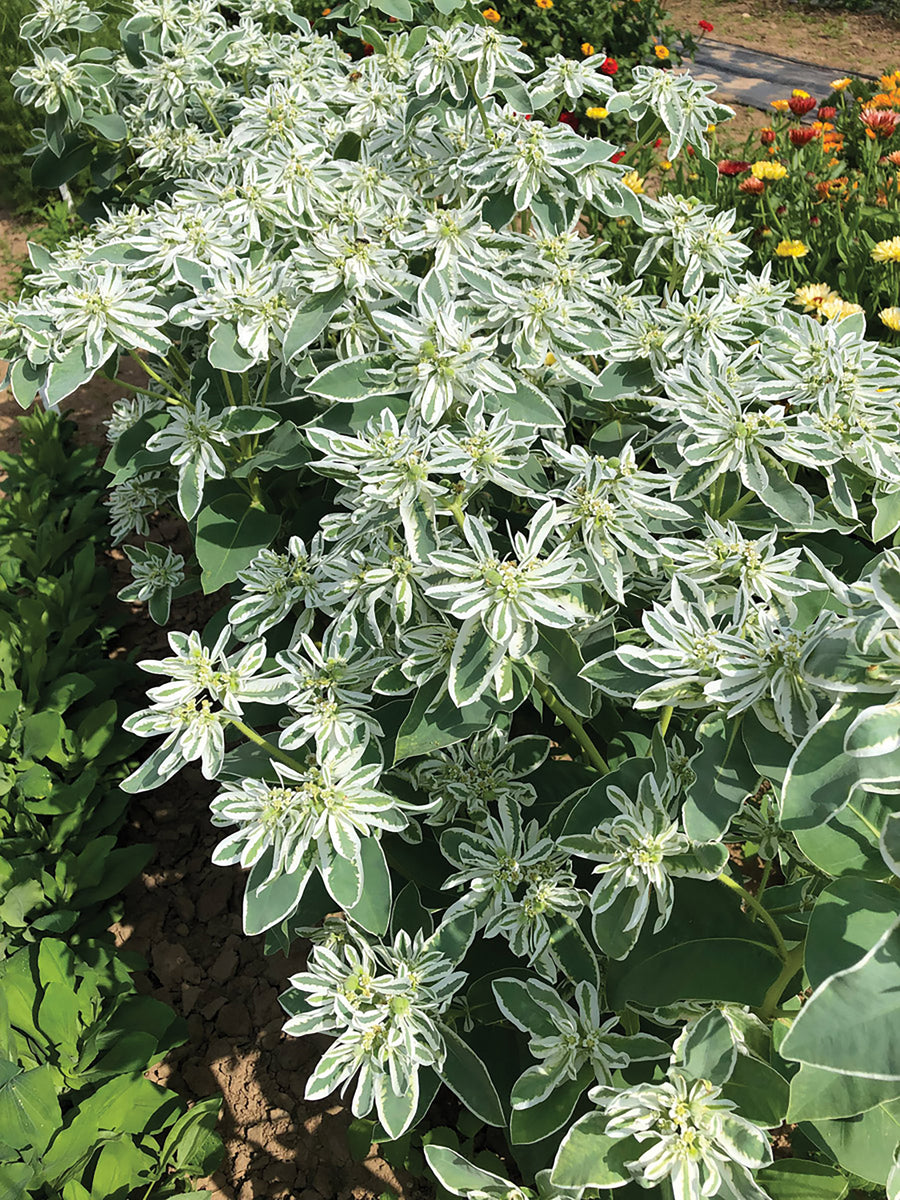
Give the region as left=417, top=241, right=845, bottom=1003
left=0, top=409, right=224, bottom=1197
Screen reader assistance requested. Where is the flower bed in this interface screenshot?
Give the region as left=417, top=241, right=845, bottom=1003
left=4, top=2, right=900, bottom=1199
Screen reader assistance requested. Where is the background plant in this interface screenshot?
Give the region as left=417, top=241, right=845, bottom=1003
left=4, top=2, right=900, bottom=1198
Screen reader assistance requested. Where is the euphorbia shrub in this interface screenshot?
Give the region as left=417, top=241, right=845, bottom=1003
left=4, top=1, right=900, bottom=1197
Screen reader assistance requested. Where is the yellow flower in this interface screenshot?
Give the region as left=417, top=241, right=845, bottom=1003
left=771, top=99, right=790, bottom=112
left=482, top=6, right=501, bottom=19
left=880, top=306, right=900, bottom=332
left=581, top=41, right=595, bottom=55
left=831, top=77, right=853, bottom=90
left=872, top=237, right=900, bottom=263
left=794, top=283, right=838, bottom=312
left=586, top=106, right=608, bottom=119
left=654, top=44, right=670, bottom=59
left=775, top=239, right=809, bottom=258
left=545, top=351, right=557, bottom=365
left=535, top=0, right=553, bottom=9
left=791, top=88, right=810, bottom=98
left=660, top=159, right=673, bottom=170
left=751, top=160, right=788, bottom=180
left=622, top=170, right=645, bottom=193
left=819, top=297, right=863, bottom=320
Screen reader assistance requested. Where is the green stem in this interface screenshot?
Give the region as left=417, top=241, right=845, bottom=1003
left=360, top=297, right=386, bottom=339
left=760, top=942, right=805, bottom=1021
left=112, top=377, right=181, bottom=405
left=718, top=490, right=755, bottom=523
left=220, top=370, right=237, bottom=407
left=199, top=92, right=225, bottom=136
left=127, top=352, right=186, bottom=403
left=473, top=88, right=493, bottom=139
left=535, top=677, right=609, bottom=774
left=717, top=872, right=789, bottom=962
left=225, top=716, right=309, bottom=773
left=709, top=472, right=725, bottom=519
left=756, top=857, right=774, bottom=908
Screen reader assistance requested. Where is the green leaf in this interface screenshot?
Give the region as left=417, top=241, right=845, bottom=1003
left=788, top=1063, right=900, bottom=1122
left=91, top=1138, right=155, bottom=1195
left=807, top=1098, right=900, bottom=1186
left=345, top=837, right=391, bottom=936
left=510, top=1066, right=592, bottom=1144
left=606, top=881, right=782, bottom=1009
left=424, top=1145, right=513, bottom=1196
left=757, top=1159, right=849, bottom=1200
left=436, top=1026, right=504, bottom=1127
left=805, top=879, right=899, bottom=990
left=794, top=790, right=894, bottom=878
left=23, top=711, right=68, bottom=763
left=781, top=918, right=900, bottom=1080
left=243, top=850, right=313, bottom=937
left=31, top=137, right=92, bottom=188
left=683, top=714, right=757, bottom=841
left=676, top=1009, right=736, bottom=1086
left=550, top=1111, right=640, bottom=1190
left=393, top=678, right=500, bottom=762
left=721, top=1054, right=789, bottom=1127
left=208, top=322, right=256, bottom=372
left=372, top=0, right=414, bottom=20
left=160, top=1096, right=223, bottom=1175
left=528, top=628, right=594, bottom=718
left=781, top=702, right=864, bottom=830
left=195, top=493, right=280, bottom=593
left=307, top=354, right=391, bottom=402
left=0, top=1062, right=61, bottom=1154
left=448, top=618, right=504, bottom=708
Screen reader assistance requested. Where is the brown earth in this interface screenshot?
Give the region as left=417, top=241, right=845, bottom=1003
left=669, top=0, right=900, bottom=79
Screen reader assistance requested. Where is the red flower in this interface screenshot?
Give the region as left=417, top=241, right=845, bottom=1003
left=686, top=144, right=695, bottom=156
left=810, top=215, right=821, bottom=226
left=718, top=159, right=750, bottom=175
left=361, top=40, right=374, bottom=54
left=789, top=126, right=818, bottom=147
left=653, top=137, right=663, bottom=148
left=739, top=177, right=765, bottom=194
left=760, top=127, right=776, bottom=146
left=698, top=18, right=713, bottom=31
left=611, top=150, right=626, bottom=163
left=788, top=95, right=817, bottom=116
left=559, top=110, right=580, bottom=131
left=600, top=56, right=618, bottom=74
left=818, top=105, right=836, bottom=120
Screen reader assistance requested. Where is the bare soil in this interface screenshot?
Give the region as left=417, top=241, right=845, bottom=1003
left=669, top=0, right=900, bottom=79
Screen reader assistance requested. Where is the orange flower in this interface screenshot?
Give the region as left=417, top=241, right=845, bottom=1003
left=482, top=6, right=501, bottom=18
left=771, top=99, right=790, bottom=113
left=862, top=108, right=900, bottom=135
left=886, top=149, right=900, bottom=165
left=654, top=43, right=670, bottom=58
left=581, top=41, right=595, bottom=55
left=815, top=176, right=848, bottom=198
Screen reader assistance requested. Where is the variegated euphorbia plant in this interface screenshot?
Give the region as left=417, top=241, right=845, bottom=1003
left=4, top=0, right=900, bottom=1195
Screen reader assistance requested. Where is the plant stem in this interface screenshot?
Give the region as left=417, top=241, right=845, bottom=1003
left=112, top=377, right=181, bottom=405
left=755, top=857, right=774, bottom=907
left=360, top=297, right=386, bottom=339
left=535, top=677, right=609, bottom=774
left=473, top=88, right=493, bottom=139
left=225, top=715, right=309, bottom=773
left=128, top=352, right=186, bottom=403
left=717, top=872, right=789, bottom=962
left=759, top=942, right=805, bottom=1021
left=220, top=369, right=237, bottom=407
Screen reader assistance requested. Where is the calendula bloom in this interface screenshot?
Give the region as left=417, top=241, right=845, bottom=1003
left=789, top=126, right=818, bottom=147
left=862, top=107, right=900, bottom=135
left=831, top=76, right=853, bottom=90
left=751, top=159, right=787, bottom=180
left=536, top=0, right=553, bottom=9
left=760, top=127, right=776, bottom=145
left=775, top=239, right=808, bottom=258
left=738, top=176, right=765, bottom=194
left=771, top=99, right=789, bottom=113
left=794, top=283, right=838, bottom=312
left=872, top=236, right=900, bottom=263
left=818, top=105, right=836, bottom=120
left=660, top=158, right=673, bottom=169
left=789, top=94, right=817, bottom=116
left=819, top=296, right=864, bottom=320
left=622, top=170, right=645, bottom=193
left=717, top=159, right=750, bottom=175
left=886, top=150, right=900, bottom=165
left=815, top=176, right=848, bottom=198
left=586, top=105, right=607, bottom=118
left=482, top=6, right=501, bottom=18
left=880, top=306, right=900, bottom=332
left=654, top=44, right=669, bottom=59
left=581, top=41, right=594, bottom=55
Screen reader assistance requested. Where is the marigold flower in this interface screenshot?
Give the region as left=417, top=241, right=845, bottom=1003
left=831, top=77, right=853, bottom=90
left=698, top=18, right=713, bottom=30
left=751, top=160, right=787, bottom=180
left=586, top=106, right=608, bottom=119
left=654, top=44, right=670, bottom=59
left=886, top=150, right=900, bottom=166
left=775, top=239, right=808, bottom=258
left=536, top=0, right=553, bottom=9
left=819, top=296, right=863, bottom=320
left=622, top=170, right=645, bottom=193
left=789, top=127, right=818, bottom=147
left=660, top=159, right=673, bottom=169
left=872, top=236, right=900, bottom=263
left=717, top=159, right=750, bottom=175
left=788, top=95, right=817, bottom=116
left=862, top=108, right=900, bottom=135
left=816, top=176, right=848, bottom=198
left=739, top=176, right=765, bottom=194
left=482, top=6, right=501, bottom=19
left=601, top=56, right=618, bottom=74
left=760, top=127, right=776, bottom=146
left=791, top=88, right=810, bottom=98
left=580, top=42, right=595, bottom=55
left=794, top=283, right=837, bottom=311
left=880, top=306, right=900, bottom=332
left=771, top=99, right=790, bottom=113
left=818, top=106, right=836, bottom=120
